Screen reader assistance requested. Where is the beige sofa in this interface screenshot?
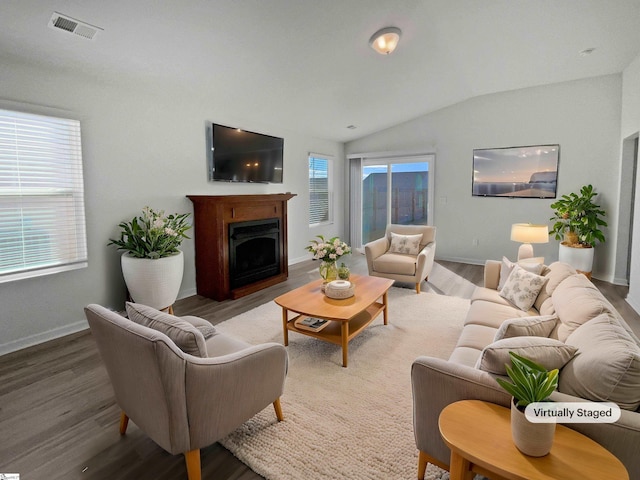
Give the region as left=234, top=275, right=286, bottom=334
left=412, top=260, right=640, bottom=479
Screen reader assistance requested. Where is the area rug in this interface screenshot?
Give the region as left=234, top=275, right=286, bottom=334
left=216, top=287, right=470, bottom=480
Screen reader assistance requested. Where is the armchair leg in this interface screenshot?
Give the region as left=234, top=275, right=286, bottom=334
left=273, top=397, right=284, bottom=421
left=119, top=411, right=129, bottom=435
left=415, top=282, right=421, bottom=294
left=184, top=449, right=201, bottom=480
left=418, top=450, right=428, bottom=480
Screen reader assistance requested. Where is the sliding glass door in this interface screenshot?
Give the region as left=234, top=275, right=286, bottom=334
left=361, top=156, right=433, bottom=245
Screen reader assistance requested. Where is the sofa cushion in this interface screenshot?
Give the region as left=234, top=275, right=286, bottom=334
left=559, top=313, right=640, bottom=410
left=494, top=315, right=558, bottom=341
left=470, top=286, right=515, bottom=307
left=476, top=336, right=577, bottom=375
left=499, top=265, right=546, bottom=311
left=552, top=273, right=615, bottom=342
left=373, top=252, right=417, bottom=275
left=465, top=300, right=533, bottom=329
left=126, top=302, right=208, bottom=357
left=534, top=262, right=577, bottom=315
left=456, top=324, right=499, bottom=351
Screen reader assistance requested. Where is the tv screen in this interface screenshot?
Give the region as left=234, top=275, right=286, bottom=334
left=210, top=123, right=284, bottom=183
left=472, top=144, right=559, bottom=198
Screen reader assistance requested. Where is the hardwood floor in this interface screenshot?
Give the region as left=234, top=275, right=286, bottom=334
left=0, top=256, right=637, bottom=479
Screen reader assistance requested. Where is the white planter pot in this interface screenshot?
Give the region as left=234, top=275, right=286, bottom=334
left=121, top=250, right=184, bottom=310
left=558, top=243, right=594, bottom=275
left=511, top=398, right=555, bottom=457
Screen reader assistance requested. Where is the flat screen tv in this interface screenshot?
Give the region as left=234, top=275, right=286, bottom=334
left=210, top=123, right=284, bottom=183
left=472, top=144, right=559, bottom=198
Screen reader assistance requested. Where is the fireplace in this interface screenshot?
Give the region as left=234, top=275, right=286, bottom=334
left=188, top=193, right=296, bottom=301
left=229, top=218, right=280, bottom=289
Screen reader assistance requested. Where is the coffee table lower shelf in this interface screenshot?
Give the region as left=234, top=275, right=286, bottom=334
left=284, top=301, right=385, bottom=367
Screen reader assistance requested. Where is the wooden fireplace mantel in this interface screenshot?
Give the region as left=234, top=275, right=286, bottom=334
left=187, top=193, right=296, bottom=301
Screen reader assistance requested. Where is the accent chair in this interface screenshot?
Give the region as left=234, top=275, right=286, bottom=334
left=84, top=303, right=288, bottom=480
left=364, top=224, right=436, bottom=293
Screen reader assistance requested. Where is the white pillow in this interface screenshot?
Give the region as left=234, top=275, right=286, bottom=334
left=389, top=232, right=423, bottom=255
left=498, top=256, right=545, bottom=290
left=476, top=336, right=577, bottom=375
left=499, top=265, right=546, bottom=311
left=494, top=315, right=558, bottom=341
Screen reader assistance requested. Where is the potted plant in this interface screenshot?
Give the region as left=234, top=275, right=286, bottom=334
left=496, top=352, right=559, bottom=457
left=109, top=207, right=191, bottom=312
left=549, top=184, right=607, bottom=276
left=306, top=235, right=351, bottom=285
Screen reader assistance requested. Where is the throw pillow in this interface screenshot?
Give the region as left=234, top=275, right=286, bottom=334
left=476, top=336, right=578, bottom=375
left=559, top=313, right=640, bottom=410
left=126, top=302, right=208, bottom=357
left=498, top=256, right=545, bottom=291
left=499, top=265, right=546, bottom=311
left=493, top=314, right=558, bottom=341
left=197, top=325, right=217, bottom=339
left=389, top=232, right=423, bottom=255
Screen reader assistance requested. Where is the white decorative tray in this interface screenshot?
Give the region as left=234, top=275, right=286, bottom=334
left=324, top=280, right=355, bottom=299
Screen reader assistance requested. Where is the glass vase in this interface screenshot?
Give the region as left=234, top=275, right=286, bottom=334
left=319, top=260, right=338, bottom=284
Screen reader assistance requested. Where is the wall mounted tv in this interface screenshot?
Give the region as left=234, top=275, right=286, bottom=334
left=210, top=123, right=284, bottom=183
left=472, top=144, right=559, bottom=198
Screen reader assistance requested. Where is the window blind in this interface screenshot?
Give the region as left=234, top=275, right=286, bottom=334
left=0, top=108, right=88, bottom=283
left=309, top=155, right=330, bottom=225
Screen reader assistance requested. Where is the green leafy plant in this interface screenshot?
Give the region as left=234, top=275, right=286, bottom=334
left=108, top=207, right=191, bottom=259
left=549, top=184, right=607, bottom=247
left=496, top=352, right=559, bottom=409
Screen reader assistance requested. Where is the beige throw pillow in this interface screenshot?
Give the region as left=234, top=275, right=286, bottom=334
left=476, top=336, right=577, bottom=375
left=498, top=256, right=545, bottom=290
left=493, top=314, right=558, bottom=341
left=499, top=265, right=546, bottom=311
left=126, top=302, right=208, bottom=357
left=559, top=313, right=640, bottom=410
left=389, top=232, right=423, bottom=255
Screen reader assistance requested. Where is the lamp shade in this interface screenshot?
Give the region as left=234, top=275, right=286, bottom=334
left=510, top=223, right=549, bottom=244
left=369, top=27, right=402, bottom=55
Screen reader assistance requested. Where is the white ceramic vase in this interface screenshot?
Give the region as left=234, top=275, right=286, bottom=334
left=121, top=250, right=184, bottom=310
left=510, top=398, right=555, bottom=457
left=558, top=243, right=594, bottom=275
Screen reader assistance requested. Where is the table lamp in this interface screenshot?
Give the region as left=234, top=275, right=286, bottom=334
left=510, top=223, right=549, bottom=261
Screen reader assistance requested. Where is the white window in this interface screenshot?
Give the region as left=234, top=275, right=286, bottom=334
left=0, top=108, right=88, bottom=283
left=309, top=154, right=332, bottom=225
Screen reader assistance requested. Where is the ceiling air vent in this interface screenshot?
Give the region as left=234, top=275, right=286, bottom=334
left=49, top=12, right=102, bottom=40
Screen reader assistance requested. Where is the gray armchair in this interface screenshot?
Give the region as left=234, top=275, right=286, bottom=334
left=84, top=303, right=288, bottom=480
left=364, top=224, right=436, bottom=293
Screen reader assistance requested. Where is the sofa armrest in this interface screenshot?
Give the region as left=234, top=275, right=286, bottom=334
left=184, top=342, right=288, bottom=450
left=416, top=241, right=436, bottom=279
left=364, top=236, right=389, bottom=273
left=411, top=356, right=511, bottom=467
left=484, top=259, right=502, bottom=290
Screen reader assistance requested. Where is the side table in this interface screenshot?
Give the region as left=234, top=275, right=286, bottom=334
left=438, top=400, right=629, bottom=480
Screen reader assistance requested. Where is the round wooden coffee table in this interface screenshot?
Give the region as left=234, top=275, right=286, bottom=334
left=438, top=400, right=629, bottom=480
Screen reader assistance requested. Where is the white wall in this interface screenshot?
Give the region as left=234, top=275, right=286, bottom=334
left=622, top=54, right=640, bottom=312
left=0, top=56, right=344, bottom=354
left=346, top=75, right=622, bottom=278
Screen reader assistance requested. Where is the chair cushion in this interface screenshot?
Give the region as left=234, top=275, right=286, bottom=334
left=559, top=313, right=640, bottom=410
left=126, top=302, right=208, bottom=357
left=493, top=315, right=558, bottom=341
left=389, top=232, right=423, bottom=255
left=373, top=252, right=417, bottom=276
left=499, top=265, right=546, bottom=311
left=476, top=336, right=577, bottom=375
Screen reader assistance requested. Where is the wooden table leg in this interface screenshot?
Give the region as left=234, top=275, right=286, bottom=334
left=383, top=291, right=389, bottom=325
left=281, top=307, right=289, bottom=346
left=341, top=321, right=349, bottom=367
left=449, top=451, right=473, bottom=480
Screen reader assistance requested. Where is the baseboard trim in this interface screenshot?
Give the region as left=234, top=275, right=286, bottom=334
left=626, top=295, right=640, bottom=315
left=0, top=319, right=89, bottom=357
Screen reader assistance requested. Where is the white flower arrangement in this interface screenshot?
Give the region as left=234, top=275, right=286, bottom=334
left=306, top=235, right=351, bottom=262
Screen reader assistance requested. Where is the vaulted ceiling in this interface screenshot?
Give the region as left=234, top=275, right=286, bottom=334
left=2, top=0, right=640, bottom=142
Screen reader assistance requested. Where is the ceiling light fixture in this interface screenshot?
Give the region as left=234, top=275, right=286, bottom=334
left=369, top=27, right=402, bottom=55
